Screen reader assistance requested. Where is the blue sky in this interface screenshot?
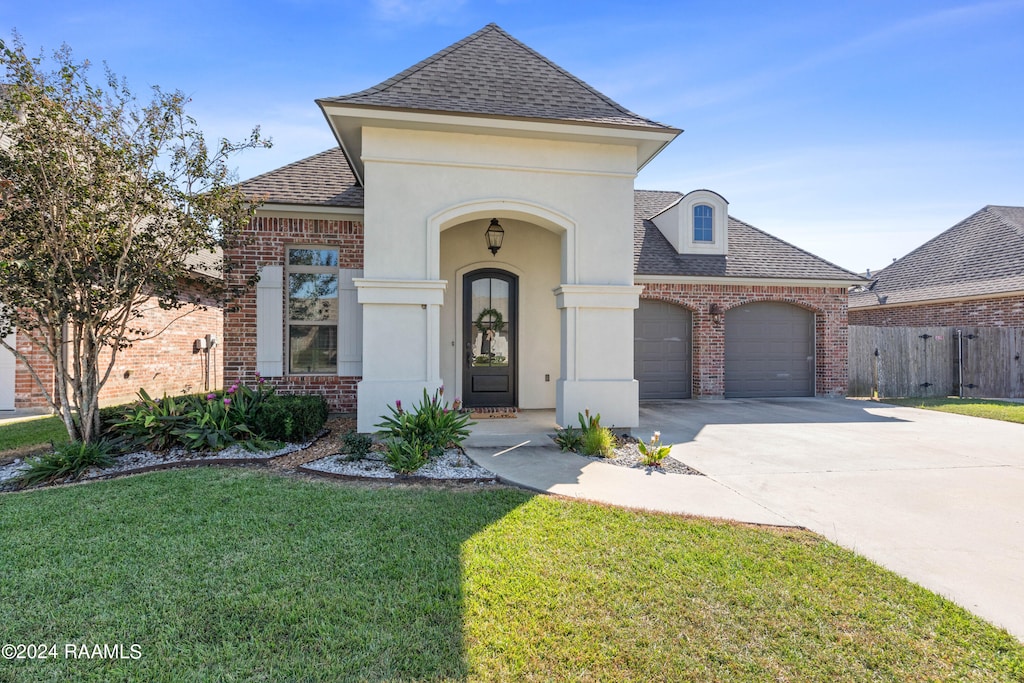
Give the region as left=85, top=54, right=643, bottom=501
left=5, top=0, right=1023, bottom=273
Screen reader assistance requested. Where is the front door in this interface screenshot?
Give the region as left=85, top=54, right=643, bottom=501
left=463, top=269, right=517, bottom=408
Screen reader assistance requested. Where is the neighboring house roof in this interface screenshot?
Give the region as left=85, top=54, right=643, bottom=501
left=236, top=148, right=363, bottom=208
left=849, top=205, right=1024, bottom=308
left=634, top=190, right=862, bottom=282
left=317, top=23, right=676, bottom=132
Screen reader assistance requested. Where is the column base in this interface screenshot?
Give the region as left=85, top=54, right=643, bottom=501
left=357, top=379, right=443, bottom=433
left=556, top=379, right=639, bottom=428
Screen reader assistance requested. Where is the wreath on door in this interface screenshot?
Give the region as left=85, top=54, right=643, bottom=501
left=474, top=308, right=506, bottom=335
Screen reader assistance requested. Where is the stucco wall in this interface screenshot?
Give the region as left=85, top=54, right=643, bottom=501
left=640, top=282, right=850, bottom=398
left=849, top=294, right=1024, bottom=327
left=439, top=220, right=561, bottom=409
left=224, top=215, right=364, bottom=412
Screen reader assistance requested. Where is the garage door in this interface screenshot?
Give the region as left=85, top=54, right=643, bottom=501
left=725, top=302, right=814, bottom=398
left=634, top=300, right=692, bottom=399
left=0, top=330, right=15, bottom=411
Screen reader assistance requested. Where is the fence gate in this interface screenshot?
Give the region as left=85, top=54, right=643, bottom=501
left=849, top=326, right=1024, bottom=399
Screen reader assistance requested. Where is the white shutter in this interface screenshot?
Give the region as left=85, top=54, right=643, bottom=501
left=337, top=268, right=363, bottom=376
left=256, top=265, right=284, bottom=377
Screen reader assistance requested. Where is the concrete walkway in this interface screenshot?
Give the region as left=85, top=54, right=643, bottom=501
left=463, top=400, right=1024, bottom=640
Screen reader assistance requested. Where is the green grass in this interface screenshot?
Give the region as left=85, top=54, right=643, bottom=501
left=0, top=416, right=68, bottom=457
left=0, top=469, right=1021, bottom=682
left=881, top=397, right=1024, bottom=424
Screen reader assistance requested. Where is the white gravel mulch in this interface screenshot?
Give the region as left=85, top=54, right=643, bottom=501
left=301, top=448, right=496, bottom=481
left=0, top=440, right=312, bottom=491
left=572, top=438, right=704, bottom=476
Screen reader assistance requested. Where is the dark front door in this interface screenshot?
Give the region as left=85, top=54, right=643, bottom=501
left=463, top=269, right=517, bottom=408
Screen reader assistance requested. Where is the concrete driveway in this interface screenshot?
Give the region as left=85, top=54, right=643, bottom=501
left=638, top=398, right=1024, bottom=640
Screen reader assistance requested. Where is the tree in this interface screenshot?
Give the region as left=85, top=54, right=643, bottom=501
left=0, top=35, right=270, bottom=444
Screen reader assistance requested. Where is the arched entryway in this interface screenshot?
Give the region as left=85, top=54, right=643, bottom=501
left=725, top=301, right=815, bottom=397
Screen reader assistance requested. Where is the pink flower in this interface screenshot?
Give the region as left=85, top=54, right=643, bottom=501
left=223, top=398, right=232, bottom=406
left=257, top=377, right=265, bottom=385
left=228, top=384, right=237, bottom=394
left=439, top=385, right=444, bottom=396
left=396, top=399, right=403, bottom=414
left=206, top=393, right=216, bottom=401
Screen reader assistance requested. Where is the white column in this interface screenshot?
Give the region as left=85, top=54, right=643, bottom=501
left=555, top=284, right=644, bottom=428
left=354, top=278, right=447, bottom=433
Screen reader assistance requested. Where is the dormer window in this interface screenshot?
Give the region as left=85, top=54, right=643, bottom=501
left=693, top=205, right=713, bottom=242
left=650, top=189, right=729, bottom=256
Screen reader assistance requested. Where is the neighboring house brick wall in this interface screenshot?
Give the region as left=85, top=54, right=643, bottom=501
left=224, top=216, right=364, bottom=412
left=95, top=295, right=224, bottom=406
left=641, top=283, right=849, bottom=398
left=13, top=291, right=223, bottom=410
left=15, top=331, right=54, bottom=409
left=849, top=294, right=1024, bottom=327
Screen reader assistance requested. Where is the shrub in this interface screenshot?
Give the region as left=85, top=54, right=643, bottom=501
left=341, top=431, right=373, bottom=457
left=382, top=436, right=429, bottom=474
left=555, top=410, right=615, bottom=457
left=16, top=440, right=116, bottom=487
left=637, top=431, right=672, bottom=467
left=553, top=426, right=584, bottom=452
left=114, top=389, right=188, bottom=451
left=172, top=393, right=252, bottom=451
left=253, top=394, right=329, bottom=442
left=580, top=424, right=615, bottom=458
left=375, top=388, right=474, bottom=456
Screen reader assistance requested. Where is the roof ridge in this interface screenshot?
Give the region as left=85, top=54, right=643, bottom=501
left=341, top=24, right=499, bottom=100
left=486, top=25, right=665, bottom=128
left=729, top=215, right=863, bottom=280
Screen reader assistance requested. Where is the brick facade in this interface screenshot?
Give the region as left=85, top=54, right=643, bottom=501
left=640, top=282, right=850, bottom=398
left=224, top=216, right=364, bottom=413
left=12, top=290, right=223, bottom=410
left=849, top=294, right=1024, bottom=328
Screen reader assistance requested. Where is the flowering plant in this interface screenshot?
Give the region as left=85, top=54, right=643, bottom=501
left=637, top=431, right=672, bottom=467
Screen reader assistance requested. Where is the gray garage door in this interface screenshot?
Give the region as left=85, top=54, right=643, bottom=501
left=634, top=300, right=692, bottom=399
left=725, top=302, right=814, bottom=398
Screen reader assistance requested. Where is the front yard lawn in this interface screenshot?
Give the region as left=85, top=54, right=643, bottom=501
left=881, top=397, right=1024, bottom=424
left=1, top=468, right=1021, bottom=681
left=0, top=415, right=68, bottom=458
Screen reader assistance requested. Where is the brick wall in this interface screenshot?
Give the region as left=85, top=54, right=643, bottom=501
left=640, top=282, right=850, bottom=398
left=224, top=216, right=364, bottom=412
left=94, top=293, right=223, bottom=406
left=13, top=287, right=222, bottom=409
left=849, top=294, right=1024, bottom=327
left=14, top=330, right=55, bottom=409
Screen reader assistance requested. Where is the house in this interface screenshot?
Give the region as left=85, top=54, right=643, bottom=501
left=228, top=24, right=863, bottom=432
left=849, top=206, right=1024, bottom=326
left=0, top=252, right=224, bottom=412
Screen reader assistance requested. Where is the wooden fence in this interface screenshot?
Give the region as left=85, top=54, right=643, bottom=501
left=849, top=326, right=1024, bottom=398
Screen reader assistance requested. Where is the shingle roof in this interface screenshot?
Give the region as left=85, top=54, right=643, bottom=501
left=318, top=23, right=675, bottom=131
left=849, top=205, right=1024, bottom=308
left=237, top=148, right=363, bottom=208
left=634, top=190, right=862, bottom=282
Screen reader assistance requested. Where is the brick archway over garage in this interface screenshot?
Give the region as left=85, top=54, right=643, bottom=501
left=639, top=282, right=849, bottom=398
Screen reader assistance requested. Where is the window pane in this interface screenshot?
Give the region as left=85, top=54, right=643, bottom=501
left=470, top=277, right=510, bottom=367
left=694, top=205, right=713, bottom=242
left=289, top=273, right=338, bottom=321
left=288, top=248, right=338, bottom=267
left=289, top=325, right=338, bottom=374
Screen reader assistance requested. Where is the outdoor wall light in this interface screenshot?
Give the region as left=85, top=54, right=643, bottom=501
left=709, top=303, right=723, bottom=325
left=485, top=218, right=504, bottom=255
